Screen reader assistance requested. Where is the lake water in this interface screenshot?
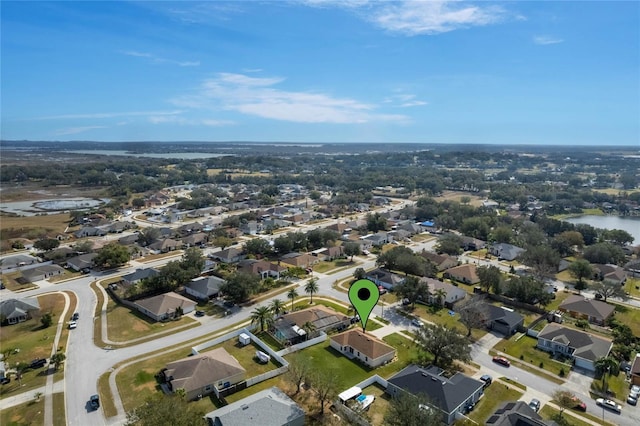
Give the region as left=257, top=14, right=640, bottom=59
left=563, top=215, right=640, bottom=244
left=0, top=198, right=110, bottom=216
left=63, top=150, right=231, bottom=159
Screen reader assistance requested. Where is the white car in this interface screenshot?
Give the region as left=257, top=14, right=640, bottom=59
left=596, top=398, right=621, bottom=413
left=411, top=318, right=424, bottom=328
left=630, top=385, right=640, bottom=398
left=68, top=321, right=77, bottom=329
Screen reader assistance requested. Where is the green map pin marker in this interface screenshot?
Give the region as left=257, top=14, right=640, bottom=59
left=349, top=279, right=380, bottom=332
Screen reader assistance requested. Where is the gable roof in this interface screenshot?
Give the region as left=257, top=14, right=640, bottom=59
left=365, top=268, right=405, bottom=286
left=0, top=297, right=40, bottom=319
left=486, top=401, right=550, bottom=426
left=558, top=295, right=615, bottom=321
left=164, top=348, right=245, bottom=395
left=148, top=238, right=181, bottom=251
left=485, top=305, right=524, bottom=328
left=538, top=323, right=612, bottom=362
left=185, top=276, right=225, bottom=296
left=135, top=292, right=196, bottom=316
left=205, top=387, right=305, bottom=426
left=211, top=247, right=243, bottom=262
left=66, top=253, right=97, bottom=269
left=280, top=306, right=349, bottom=330
left=444, top=264, right=480, bottom=283
left=388, top=364, right=484, bottom=414
left=330, top=329, right=395, bottom=359
left=121, top=268, right=159, bottom=283
left=420, top=278, right=467, bottom=301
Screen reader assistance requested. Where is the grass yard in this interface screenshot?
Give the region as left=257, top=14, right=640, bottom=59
left=0, top=397, right=45, bottom=426
left=611, top=302, right=640, bottom=336
left=49, top=269, right=82, bottom=283
left=312, top=259, right=359, bottom=274
left=104, top=294, right=198, bottom=343
left=495, top=334, right=571, bottom=378
left=624, top=277, right=640, bottom=299
left=539, top=405, right=613, bottom=426
left=545, top=291, right=571, bottom=312
left=410, top=305, right=487, bottom=341
left=411, top=234, right=436, bottom=242
left=98, top=371, right=118, bottom=418
left=0, top=293, right=66, bottom=399
left=353, top=383, right=390, bottom=426
left=217, top=339, right=283, bottom=373
left=138, top=250, right=183, bottom=263
left=0, top=212, right=71, bottom=241
left=52, top=392, right=66, bottom=426
left=463, top=381, right=523, bottom=424
left=590, top=370, right=627, bottom=400
left=1, top=271, right=38, bottom=292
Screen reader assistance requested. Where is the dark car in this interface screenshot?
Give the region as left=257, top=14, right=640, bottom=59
left=627, top=395, right=637, bottom=406
left=194, top=310, right=205, bottom=317
left=89, top=394, right=100, bottom=410
left=480, top=374, right=492, bottom=388
left=492, top=356, right=510, bottom=367
left=71, top=312, right=79, bottom=321
left=0, top=377, right=10, bottom=385
left=30, top=358, right=47, bottom=369
left=223, top=300, right=235, bottom=308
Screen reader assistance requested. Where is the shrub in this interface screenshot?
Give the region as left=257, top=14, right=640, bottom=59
left=559, top=368, right=565, bottom=377
left=539, top=361, right=544, bottom=368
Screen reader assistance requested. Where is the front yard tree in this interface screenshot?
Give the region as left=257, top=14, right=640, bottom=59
left=353, top=267, right=366, bottom=280
left=583, top=242, right=625, bottom=265
left=220, top=272, right=260, bottom=303
left=40, top=312, right=53, bottom=328
left=457, top=296, right=489, bottom=337
left=250, top=306, right=274, bottom=332
left=137, top=227, right=160, bottom=246
left=434, top=234, right=462, bottom=255
left=287, top=288, right=299, bottom=311
left=179, top=247, right=204, bottom=277
left=395, top=276, right=429, bottom=309
left=94, top=242, right=131, bottom=269
left=211, top=236, right=232, bottom=250
left=304, top=277, right=319, bottom=304
left=552, top=390, right=577, bottom=417
left=590, top=280, right=628, bottom=303
left=477, top=265, right=501, bottom=293
left=270, top=299, right=286, bottom=316
left=50, top=351, right=66, bottom=370
left=125, top=393, right=205, bottom=426
left=517, top=245, right=560, bottom=280
left=34, top=238, right=60, bottom=251
left=344, top=242, right=361, bottom=261
left=594, top=357, right=619, bottom=395
left=384, top=391, right=444, bottom=426
left=243, top=238, right=272, bottom=257
left=416, top=323, right=471, bottom=370
left=568, top=259, right=593, bottom=290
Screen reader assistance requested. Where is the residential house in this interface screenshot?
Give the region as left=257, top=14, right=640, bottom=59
left=66, top=253, right=97, bottom=271
left=177, top=222, right=204, bottom=235
left=419, top=251, right=459, bottom=271
left=536, top=323, right=613, bottom=372
left=118, top=234, right=139, bottom=245
left=444, top=264, right=480, bottom=285
left=593, top=264, right=627, bottom=286
left=365, top=268, right=405, bottom=290
left=398, top=221, right=422, bottom=236
left=121, top=268, right=160, bottom=286
left=145, top=191, right=171, bottom=207
left=558, top=295, right=615, bottom=326
left=210, top=248, right=245, bottom=264
left=419, top=220, right=436, bottom=231
left=148, top=238, right=182, bottom=253
left=161, top=347, right=245, bottom=401
left=280, top=253, right=318, bottom=269
left=181, top=232, right=208, bottom=247
left=630, top=353, right=640, bottom=386
left=42, top=246, right=76, bottom=261
left=483, top=305, right=524, bottom=336
left=238, top=259, right=287, bottom=280
left=486, top=401, right=551, bottom=426
left=363, top=232, right=392, bottom=247
left=240, top=221, right=262, bottom=235
left=184, top=276, right=225, bottom=300
left=134, top=291, right=197, bottom=322
left=330, top=329, right=396, bottom=368
left=419, top=278, right=466, bottom=308
left=386, top=364, right=485, bottom=425
left=0, top=254, right=40, bottom=271
left=204, top=387, right=305, bottom=426
left=460, top=236, right=486, bottom=251
left=21, top=264, right=65, bottom=283
left=314, top=246, right=345, bottom=261
left=489, top=243, right=526, bottom=261
left=0, top=297, right=40, bottom=325
left=388, top=229, right=411, bottom=242
left=106, top=221, right=131, bottom=234
left=271, top=306, right=350, bottom=345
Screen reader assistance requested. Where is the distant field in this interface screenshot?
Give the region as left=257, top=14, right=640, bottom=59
left=592, top=188, right=639, bottom=196
left=0, top=213, right=71, bottom=240
left=206, top=168, right=271, bottom=178
left=434, top=191, right=485, bottom=207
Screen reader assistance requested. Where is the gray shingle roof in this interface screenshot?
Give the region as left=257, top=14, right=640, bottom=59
left=537, top=323, right=612, bottom=362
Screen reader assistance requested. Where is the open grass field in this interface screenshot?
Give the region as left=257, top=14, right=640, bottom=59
left=0, top=293, right=66, bottom=399
left=0, top=213, right=72, bottom=241
left=409, top=305, right=488, bottom=342
left=0, top=397, right=45, bottom=426
left=433, top=190, right=486, bottom=207
left=611, top=301, right=640, bottom=337
left=624, top=277, right=640, bottom=299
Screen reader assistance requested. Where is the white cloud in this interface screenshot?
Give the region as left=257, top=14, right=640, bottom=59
left=384, top=93, right=428, bottom=108
left=369, top=1, right=506, bottom=35
left=121, top=50, right=199, bottom=67
left=148, top=115, right=234, bottom=126
left=173, top=72, right=408, bottom=124
left=54, top=126, right=107, bottom=136
left=533, top=35, right=564, bottom=45
left=35, top=110, right=183, bottom=120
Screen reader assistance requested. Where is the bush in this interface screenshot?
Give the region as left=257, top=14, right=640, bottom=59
left=539, top=361, right=544, bottom=368
left=520, top=354, right=524, bottom=360
left=559, top=368, right=565, bottom=377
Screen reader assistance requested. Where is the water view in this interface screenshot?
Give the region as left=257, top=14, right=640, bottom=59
left=564, top=215, right=640, bottom=244
left=63, top=150, right=232, bottom=159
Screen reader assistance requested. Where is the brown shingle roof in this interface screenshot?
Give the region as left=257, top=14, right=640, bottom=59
left=164, top=348, right=245, bottom=394
left=331, top=329, right=395, bottom=359
left=281, top=306, right=348, bottom=329
left=135, top=292, right=196, bottom=316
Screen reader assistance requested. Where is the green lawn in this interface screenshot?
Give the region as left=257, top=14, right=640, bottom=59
left=611, top=301, right=640, bottom=336
left=496, top=334, right=571, bottom=377
left=0, top=293, right=66, bottom=399
left=624, top=277, right=640, bottom=299
left=539, top=405, right=615, bottom=426
left=463, top=382, right=523, bottom=424
left=545, top=291, right=571, bottom=312
left=52, top=392, right=66, bottom=426
left=358, top=383, right=391, bottom=426
left=409, top=305, right=487, bottom=341
left=0, top=398, right=45, bottom=426
left=312, top=259, right=360, bottom=274
left=591, top=370, right=627, bottom=400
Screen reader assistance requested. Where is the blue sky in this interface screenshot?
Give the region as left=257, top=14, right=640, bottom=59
left=1, top=1, right=638, bottom=145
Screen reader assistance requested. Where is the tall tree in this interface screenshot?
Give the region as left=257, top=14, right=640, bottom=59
left=269, top=299, right=286, bottom=316
left=434, top=234, right=462, bottom=255
left=304, top=278, right=319, bottom=304
left=250, top=306, right=274, bottom=332
left=125, top=393, right=205, bottom=426
left=312, top=369, right=338, bottom=417
left=591, top=281, right=628, bottom=302
left=394, top=276, right=429, bottom=309
left=353, top=267, right=366, bottom=280
left=94, top=242, right=131, bottom=269
left=211, top=236, right=232, bottom=250
left=517, top=245, right=560, bottom=280
left=552, top=390, right=578, bottom=418
left=50, top=351, right=66, bottom=371
left=285, top=354, right=311, bottom=394
left=594, top=357, right=619, bottom=395
left=219, top=272, right=261, bottom=303
left=343, top=242, right=361, bottom=261
left=416, top=323, right=471, bottom=370
left=568, top=259, right=593, bottom=290
left=34, top=238, right=60, bottom=251
left=287, top=288, right=299, bottom=311
left=384, top=391, right=445, bottom=426
left=477, top=265, right=501, bottom=293
left=457, top=296, right=489, bottom=337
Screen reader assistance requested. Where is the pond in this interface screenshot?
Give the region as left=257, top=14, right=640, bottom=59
left=563, top=215, right=640, bottom=244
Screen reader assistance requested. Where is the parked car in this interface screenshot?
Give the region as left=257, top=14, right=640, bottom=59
left=627, top=395, right=638, bottom=406
left=1, top=377, right=11, bottom=385
left=571, top=396, right=587, bottom=412
left=378, top=286, right=387, bottom=295
left=492, top=356, right=510, bottom=367
left=529, top=399, right=541, bottom=412
left=69, top=321, right=77, bottom=329
left=480, top=374, right=492, bottom=388
left=411, top=318, right=424, bottom=328
left=30, top=358, right=47, bottom=369
left=596, top=398, right=622, bottom=413
left=194, top=310, right=205, bottom=317
left=71, top=312, right=79, bottom=321
left=89, top=394, right=100, bottom=410
left=630, top=385, right=640, bottom=398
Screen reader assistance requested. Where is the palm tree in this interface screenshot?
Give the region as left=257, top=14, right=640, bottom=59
left=305, top=278, right=319, bottom=304
left=50, top=351, right=66, bottom=371
left=287, top=288, right=299, bottom=311
left=433, top=288, right=447, bottom=307
left=301, top=321, right=317, bottom=340
left=270, top=299, right=286, bottom=316
left=594, top=357, right=619, bottom=395
left=250, top=306, right=274, bottom=332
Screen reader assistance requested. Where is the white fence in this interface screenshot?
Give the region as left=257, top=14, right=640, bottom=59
left=276, top=332, right=327, bottom=356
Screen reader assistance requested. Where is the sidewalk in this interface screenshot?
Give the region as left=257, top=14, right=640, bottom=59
left=0, top=381, right=65, bottom=410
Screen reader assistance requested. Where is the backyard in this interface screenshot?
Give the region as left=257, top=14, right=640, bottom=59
left=459, top=381, right=523, bottom=425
